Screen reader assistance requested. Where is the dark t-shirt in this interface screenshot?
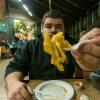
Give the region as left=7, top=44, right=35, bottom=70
left=5, top=34, right=76, bottom=80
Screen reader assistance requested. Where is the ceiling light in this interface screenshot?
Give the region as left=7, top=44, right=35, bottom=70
left=18, top=0, right=22, bottom=2
left=22, top=4, right=32, bottom=16
left=28, top=11, right=32, bottom=16
left=23, top=4, right=28, bottom=11
left=14, top=19, right=21, bottom=23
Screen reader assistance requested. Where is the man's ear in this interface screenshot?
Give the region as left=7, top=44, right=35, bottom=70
left=41, top=24, right=43, bottom=32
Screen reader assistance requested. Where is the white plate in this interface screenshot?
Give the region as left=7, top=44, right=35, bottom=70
left=34, top=80, right=74, bottom=100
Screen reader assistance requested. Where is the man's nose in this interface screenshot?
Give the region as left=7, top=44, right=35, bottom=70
left=51, top=26, right=57, bottom=34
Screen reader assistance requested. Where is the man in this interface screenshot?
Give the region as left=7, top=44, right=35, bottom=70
left=5, top=10, right=76, bottom=100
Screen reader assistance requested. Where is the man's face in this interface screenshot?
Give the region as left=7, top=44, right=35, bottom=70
left=41, top=18, right=64, bottom=37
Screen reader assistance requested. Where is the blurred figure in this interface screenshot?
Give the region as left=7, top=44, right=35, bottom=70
left=0, top=40, right=11, bottom=58
left=10, top=40, right=17, bottom=56
left=72, top=28, right=100, bottom=71
left=17, top=33, right=27, bottom=48
left=71, top=21, right=100, bottom=89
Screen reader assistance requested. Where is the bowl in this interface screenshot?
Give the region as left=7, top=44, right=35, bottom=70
left=73, top=81, right=83, bottom=91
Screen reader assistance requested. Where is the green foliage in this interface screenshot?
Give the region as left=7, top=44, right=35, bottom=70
left=14, top=22, right=26, bottom=30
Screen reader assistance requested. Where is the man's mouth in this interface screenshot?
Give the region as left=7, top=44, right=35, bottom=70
left=50, top=33, right=57, bottom=38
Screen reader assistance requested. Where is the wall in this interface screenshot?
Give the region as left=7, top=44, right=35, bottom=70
left=68, top=2, right=100, bottom=41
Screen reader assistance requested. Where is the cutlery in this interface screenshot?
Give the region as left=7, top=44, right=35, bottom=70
left=63, top=39, right=94, bottom=52
left=33, top=89, right=56, bottom=97
left=33, top=89, right=65, bottom=99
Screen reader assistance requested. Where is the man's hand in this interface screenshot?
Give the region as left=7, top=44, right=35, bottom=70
left=80, top=28, right=100, bottom=45
left=71, top=28, right=100, bottom=71
left=5, top=72, right=33, bottom=100
left=7, top=81, right=32, bottom=100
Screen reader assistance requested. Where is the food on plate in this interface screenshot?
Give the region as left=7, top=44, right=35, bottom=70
left=43, top=32, right=72, bottom=71
left=34, top=80, right=74, bottom=100
left=73, top=81, right=83, bottom=90
left=43, top=96, right=65, bottom=100
left=80, top=95, right=89, bottom=100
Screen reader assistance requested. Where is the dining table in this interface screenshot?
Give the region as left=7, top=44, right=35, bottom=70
left=0, top=79, right=100, bottom=100
left=28, top=79, right=100, bottom=100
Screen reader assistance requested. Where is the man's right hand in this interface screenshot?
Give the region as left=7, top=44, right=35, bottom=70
left=7, top=81, right=32, bottom=100
left=5, top=72, right=33, bottom=100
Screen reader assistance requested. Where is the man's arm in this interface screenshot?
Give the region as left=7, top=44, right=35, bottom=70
left=5, top=71, right=24, bottom=89
left=5, top=72, right=32, bottom=100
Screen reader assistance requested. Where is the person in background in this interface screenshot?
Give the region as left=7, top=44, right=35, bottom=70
left=4, top=10, right=76, bottom=100
left=14, top=33, right=20, bottom=43
left=17, top=33, right=27, bottom=48
left=0, top=40, right=10, bottom=58
left=10, top=40, right=17, bottom=56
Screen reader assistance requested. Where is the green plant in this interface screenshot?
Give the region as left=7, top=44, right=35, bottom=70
left=14, top=22, right=26, bottom=31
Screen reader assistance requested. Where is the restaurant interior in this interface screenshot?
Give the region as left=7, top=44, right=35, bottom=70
left=0, top=0, right=100, bottom=100
left=0, top=0, right=100, bottom=40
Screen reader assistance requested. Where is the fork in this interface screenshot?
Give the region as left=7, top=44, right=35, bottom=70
left=63, top=39, right=94, bottom=52
left=33, top=89, right=65, bottom=99
left=33, top=89, right=56, bottom=97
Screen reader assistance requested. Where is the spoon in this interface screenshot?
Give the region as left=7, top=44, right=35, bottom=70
left=63, top=40, right=94, bottom=52
left=33, top=89, right=65, bottom=99
left=33, top=89, right=56, bottom=97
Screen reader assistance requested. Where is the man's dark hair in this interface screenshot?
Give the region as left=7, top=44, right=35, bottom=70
left=42, top=10, right=64, bottom=25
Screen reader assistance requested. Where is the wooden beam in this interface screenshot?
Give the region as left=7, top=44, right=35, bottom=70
left=98, top=1, right=100, bottom=16
left=52, top=1, right=79, bottom=18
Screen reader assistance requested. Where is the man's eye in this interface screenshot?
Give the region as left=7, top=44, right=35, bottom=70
left=56, top=26, right=63, bottom=29
left=45, top=26, right=52, bottom=28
